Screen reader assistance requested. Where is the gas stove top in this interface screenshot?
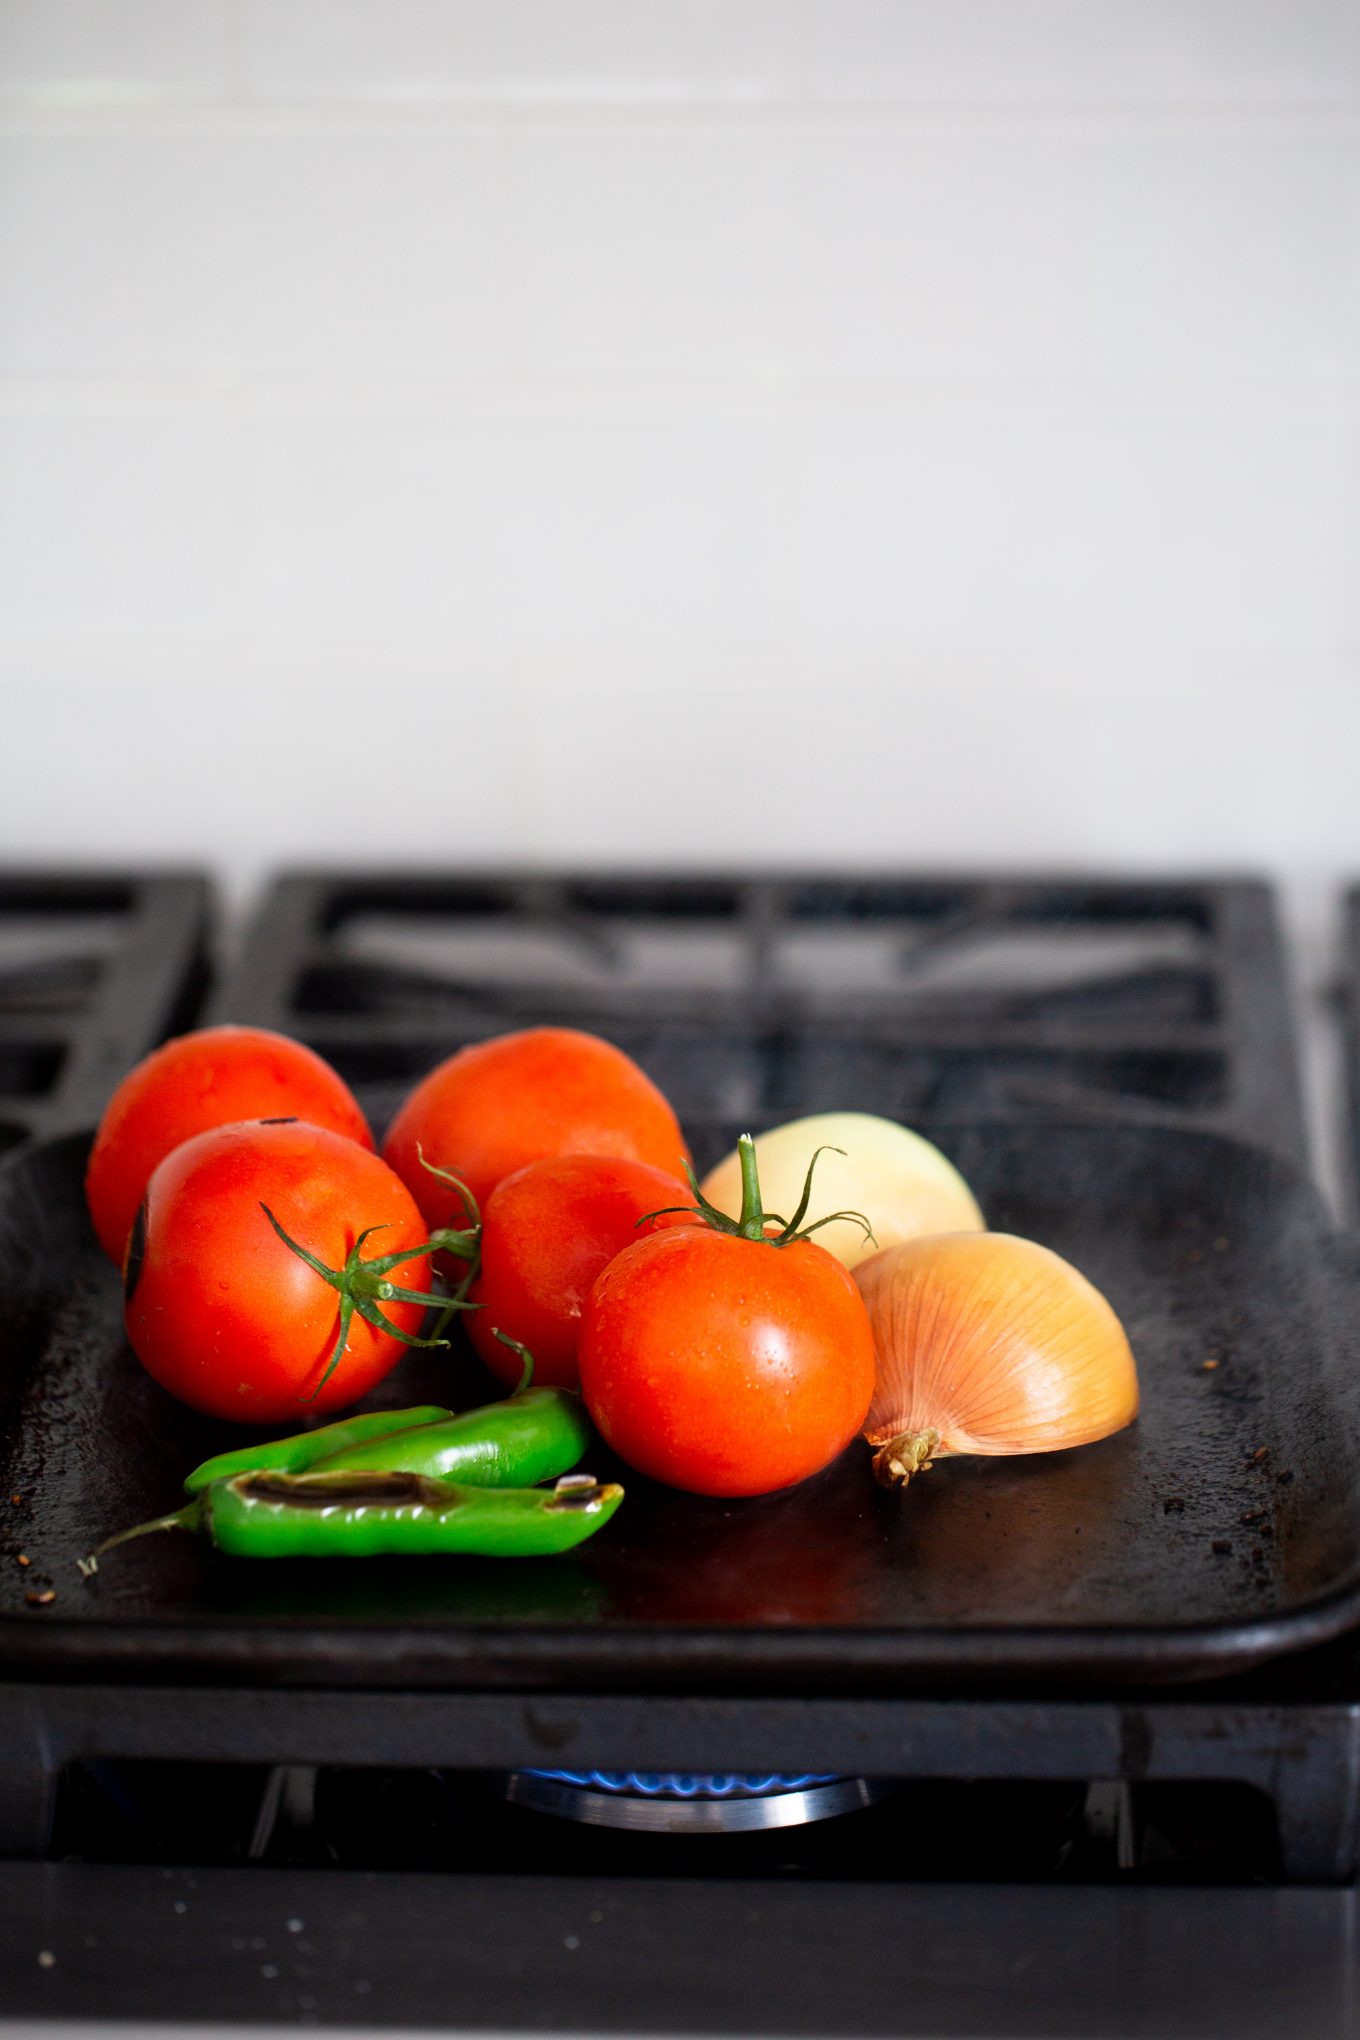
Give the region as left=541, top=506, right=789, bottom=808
left=217, top=868, right=1308, bottom=1165
left=2, top=865, right=1359, bottom=2040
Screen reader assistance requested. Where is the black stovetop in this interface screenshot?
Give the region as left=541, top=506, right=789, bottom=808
left=3, top=864, right=1360, bottom=2040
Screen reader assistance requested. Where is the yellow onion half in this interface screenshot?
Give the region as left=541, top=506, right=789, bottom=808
left=853, top=1232, right=1138, bottom=1488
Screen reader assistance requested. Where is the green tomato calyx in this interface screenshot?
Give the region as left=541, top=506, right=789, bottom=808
left=260, top=1205, right=478, bottom=1401
left=490, top=1326, right=536, bottom=1395
left=639, top=1133, right=877, bottom=1251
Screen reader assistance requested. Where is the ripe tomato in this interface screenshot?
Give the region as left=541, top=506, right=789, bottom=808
left=383, top=1027, right=690, bottom=1234
left=86, top=1025, right=373, bottom=1264
left=469, top=1154, right=691, bottom=1391
left=124, top=1120, right=433, bottom=1423
left=578, top=1225, right=876, bottom=1498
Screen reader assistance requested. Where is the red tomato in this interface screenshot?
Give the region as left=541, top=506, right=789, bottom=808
left=124, top=1120, right=432, bottom=1423
left=383, top=1027, right=691, bottom=1234
left=86, top=1025, right=373, bottom=1264
left=578, top=1226, right=876, bottom=1497
left=469, top=1154, right=691, bottom=1390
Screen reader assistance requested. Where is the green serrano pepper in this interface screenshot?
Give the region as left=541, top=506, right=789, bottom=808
left=98, top=1469, right=623, bottom=1561
left=183, top=1406, right=455, bottom=1495
left=311, top=1384, right=591, bottom=1488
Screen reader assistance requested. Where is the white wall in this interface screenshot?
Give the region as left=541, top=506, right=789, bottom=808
left=1, top=1, right=1357, bottom=939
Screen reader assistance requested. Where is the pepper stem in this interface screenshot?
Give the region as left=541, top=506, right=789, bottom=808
left=870, top=1428, right=941, bottom=1489
left=90, top=1498, right=202, bottom=1561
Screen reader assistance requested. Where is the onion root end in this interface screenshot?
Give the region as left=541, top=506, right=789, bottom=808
left=871, top=1428, right=941, bottom=1489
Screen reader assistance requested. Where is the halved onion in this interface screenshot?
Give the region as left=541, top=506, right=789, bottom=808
left=854, top=1231, right=1138, bottom=1487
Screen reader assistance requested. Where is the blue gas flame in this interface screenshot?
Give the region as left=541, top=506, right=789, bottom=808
left=519, top=1771, right=840, bottom=1799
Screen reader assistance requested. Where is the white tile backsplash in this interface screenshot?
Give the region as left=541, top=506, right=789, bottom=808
left=242, top=0, right=798, bottom=104
left=1, top=0, right=1358, bottom=895
left=806, top=0, right=1360, bottom=104
left=8, top=114, right=1354, bottom=385
left=8, top=660, right=1359, bottom=891
left=519, top=129, right=800, bottom=376
left=0, top=412, right=241, bottom=637
left=8, top=0, right=1354, bottom=111
left=224, top=131, right=532, bottom=375
left=795, top=128, right=1083, bottom=378
left=0, top=136, right=232, bottom=375
left=797, top=407, right=1353, bottom=652
left=0, top=668, right=545, bottom=878
left=0, top=0, right=230, bottom=104
left=1079, top=129, right=1360, bottom=380
left=246, top=411, right=799, bottom=642
left=0, top=124, right=795, bottom=380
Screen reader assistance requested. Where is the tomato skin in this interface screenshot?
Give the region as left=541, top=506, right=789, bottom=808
left=125, top=1120, right=430, bottom=1424
left=383, top=1028, right=691, bottom=1233
left=578, top=1227, right=877, bottom=1497
left=87, top=1025, right=373, bottom=1265
left=469, top=1154, right=691, bottom=1390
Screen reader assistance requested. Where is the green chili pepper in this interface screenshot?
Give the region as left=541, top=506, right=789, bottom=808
left=309, top=1332, right=590, bottom=1489
left=183, top=1406, right=455, bottom=1495
left=311, top=1385, right=591, bottom=1489
left=96, top=1469, right=623, bottom=1562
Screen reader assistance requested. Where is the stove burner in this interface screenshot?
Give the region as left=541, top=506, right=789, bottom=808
left=499, top=1769, right=884, bottom=1833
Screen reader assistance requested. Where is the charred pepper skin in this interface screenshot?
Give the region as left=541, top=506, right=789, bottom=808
left=310, top=1385, right=592, bottom=1488
left=183, top=1406, right=454, bottom=1494
left=194, top=1468, right=623, bottom=1559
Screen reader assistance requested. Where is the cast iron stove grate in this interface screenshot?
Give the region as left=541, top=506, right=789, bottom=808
left=1340, top=884, right=1360, bottom=1211
left=211, top=868, right=1308, bottom=1167
left=0, top=868, right=209, bottom=1155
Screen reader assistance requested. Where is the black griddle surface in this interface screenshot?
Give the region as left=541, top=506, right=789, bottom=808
left=3, top=1117, right=1357, bottom=1690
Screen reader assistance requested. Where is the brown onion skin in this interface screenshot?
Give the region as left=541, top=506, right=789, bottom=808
left=855, top=1231, right=1138, bottom=1464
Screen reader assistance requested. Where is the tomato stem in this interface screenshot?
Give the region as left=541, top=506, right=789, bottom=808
left=415, top=1149, right=480, bottom=1230
left=734, top=1133, right=766, bottom=1239
left=414, top=1152, right=485, bottom=1342
left=258, top=1204, right=477, bottom=1403
left=638, top=1136, right=877, bottom=1253
left=490, top=1328, right=536, bottom=1395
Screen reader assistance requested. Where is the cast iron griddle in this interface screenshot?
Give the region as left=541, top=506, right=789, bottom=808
left=2, top=1116, right=1358, bottom=1690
